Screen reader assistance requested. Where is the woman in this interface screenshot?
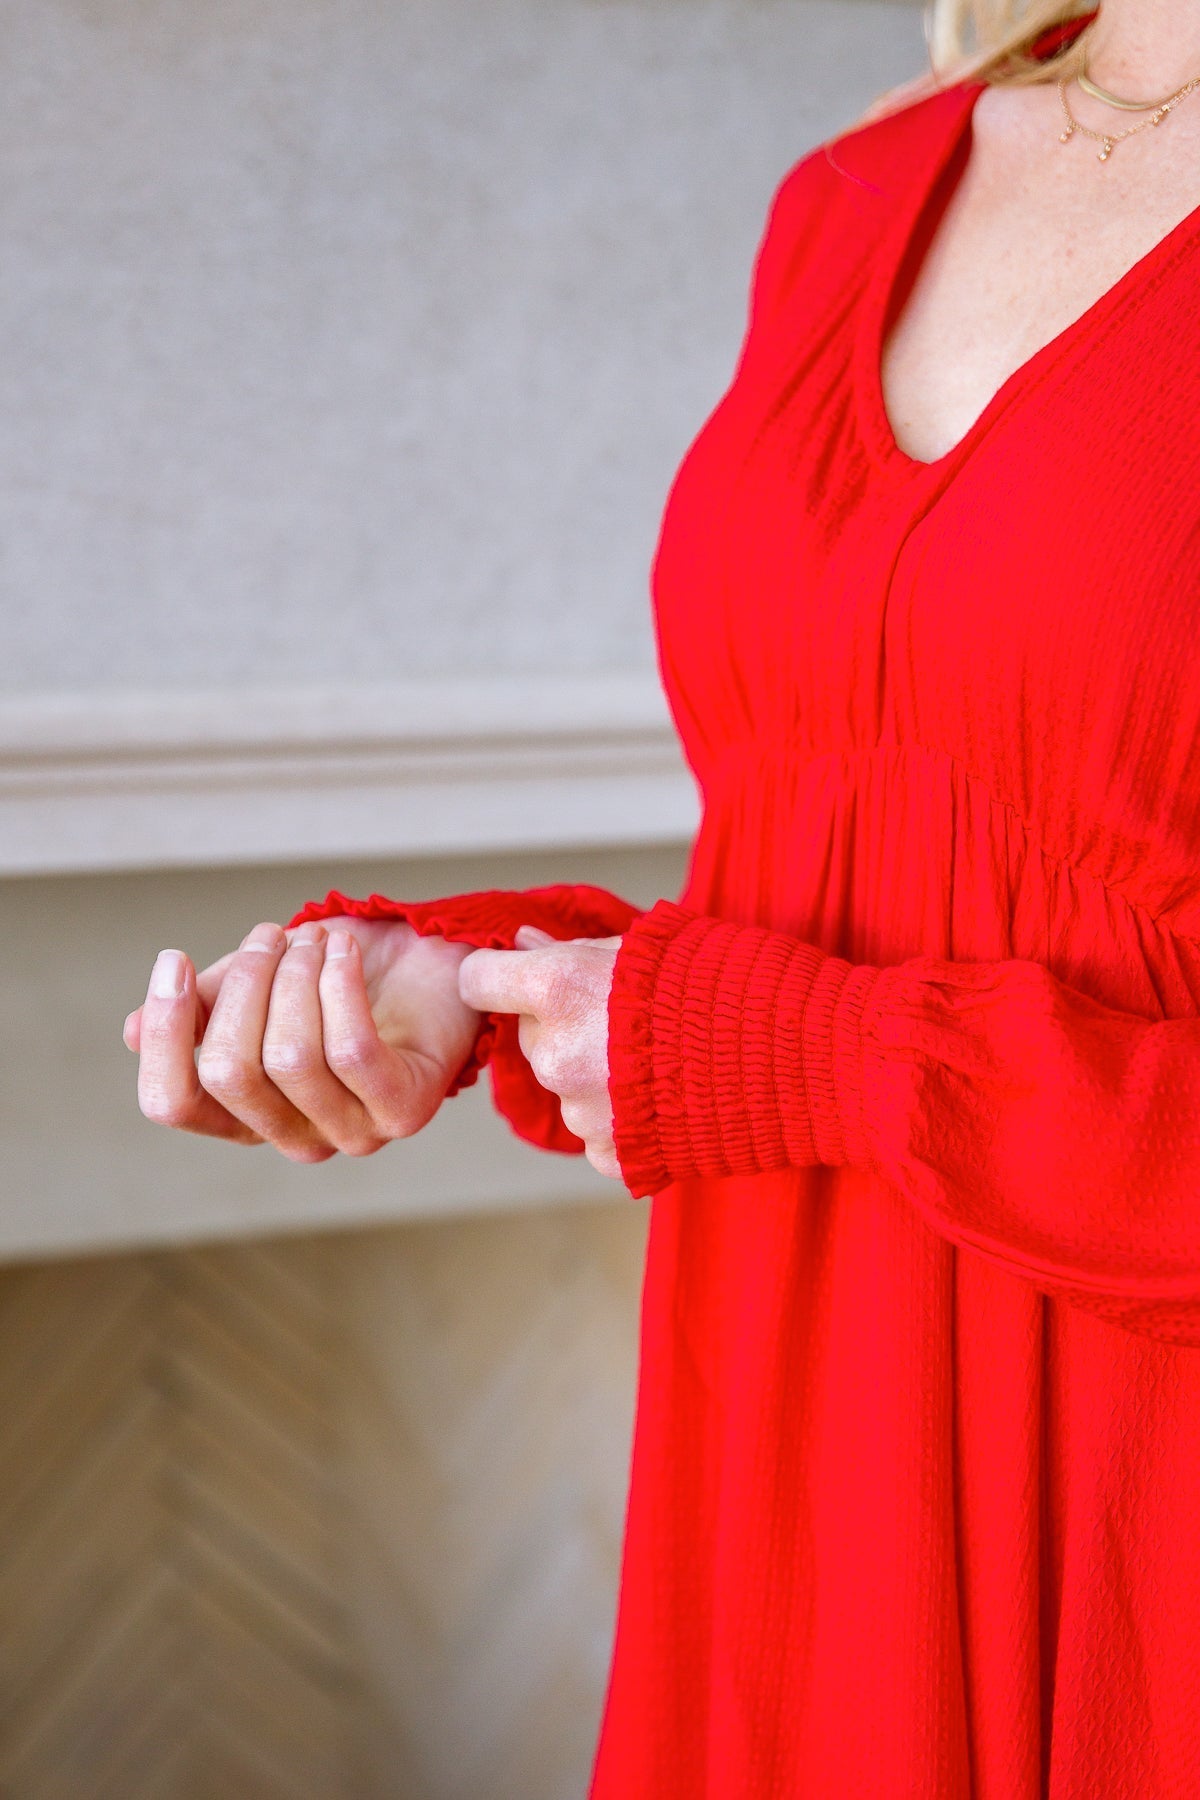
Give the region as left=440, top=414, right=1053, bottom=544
left=125, top=0, right=1200, bottom=1790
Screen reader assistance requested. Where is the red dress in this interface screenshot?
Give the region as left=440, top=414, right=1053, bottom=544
left=292, top=32, right=1200, bottom=1797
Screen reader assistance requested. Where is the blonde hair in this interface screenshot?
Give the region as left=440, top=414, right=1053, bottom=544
left=925, top=0, right=1098, bottom=86
left=855, top=1, right=1099, bottom=124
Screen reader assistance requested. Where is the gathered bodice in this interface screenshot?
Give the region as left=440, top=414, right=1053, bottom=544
left=652, top=81, right=1200, bottom=977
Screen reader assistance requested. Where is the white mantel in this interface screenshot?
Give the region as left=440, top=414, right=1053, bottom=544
left=0, top=675, right=698, bottom=877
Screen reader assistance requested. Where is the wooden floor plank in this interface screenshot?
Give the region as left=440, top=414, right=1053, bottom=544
left=0, top=1205, right=646, bottom=1800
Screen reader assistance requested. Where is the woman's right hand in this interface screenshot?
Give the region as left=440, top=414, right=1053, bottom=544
left=122, top=917, right=483, bottom=1162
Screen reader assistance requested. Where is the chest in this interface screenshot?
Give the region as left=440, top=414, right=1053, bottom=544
left=879, top=91, right=1200, bottom=465
left=649, top=183, right=1200, bottom=892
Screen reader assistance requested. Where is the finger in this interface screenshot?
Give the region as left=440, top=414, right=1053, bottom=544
left=262, top=928, right=386, bottom=1155
left=585, top=1141, right=622, bottom=1181
left=194, top=950, right=236, bottom=1031
left=458, top=945, right=548, bottom=1018
left=197, top=922, right=335, bottom=1162
left=125, top=947, right=238, bottom=1053
left=463, top=939, right=619, bottom=1023
left=137, top=949, right=262, bottom=1143
left=559, top=1095, right=602, bottom=1141
left=318, top=929, right=445, bottom=1138
left=514, top=924, right=556, bottom=948
left=556, top=1095, right=621, bottom=1180
left=517, top=1011, right=602, bottom=1103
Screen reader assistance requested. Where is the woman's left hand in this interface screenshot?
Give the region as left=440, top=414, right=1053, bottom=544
left=457, top=925, right=624, bottom=1180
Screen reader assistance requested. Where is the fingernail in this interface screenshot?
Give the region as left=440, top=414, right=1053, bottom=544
left=289, top=923, right=328, bottom=951
left=516, top=924, right=555, bottom=947
left=326, top=929, right=354, bottom=959
left=150, top=949, right=186, bottom=1000
left=240, top=923, right=284, bottom=954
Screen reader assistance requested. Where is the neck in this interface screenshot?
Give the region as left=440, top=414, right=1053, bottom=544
left=1083, top=0, right=1200, bottom=95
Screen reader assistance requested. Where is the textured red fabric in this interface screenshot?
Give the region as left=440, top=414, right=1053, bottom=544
left=608, top=897, right=1200, bottom=1342
left=290, top=19, right=1200, bottom=1794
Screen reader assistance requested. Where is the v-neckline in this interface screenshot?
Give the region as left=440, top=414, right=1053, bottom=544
left=854, top=78, right=1200, bottom=478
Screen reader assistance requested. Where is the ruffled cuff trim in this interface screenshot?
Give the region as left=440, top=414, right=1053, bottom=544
left=606, top=900, right=685, bottom=1198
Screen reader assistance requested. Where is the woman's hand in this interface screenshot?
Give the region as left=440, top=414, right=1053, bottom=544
left=123, top=917, right=482, bottom=1162
left=457, top=925, right=624, bottom=1181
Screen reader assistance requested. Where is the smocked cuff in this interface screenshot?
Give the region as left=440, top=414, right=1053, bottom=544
left=607, top=899, right=883, bottom=1198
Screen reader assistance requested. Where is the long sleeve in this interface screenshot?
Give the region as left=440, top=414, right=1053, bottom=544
left=287, top=883, right=642, bottom=1154
left=608, top=898, right=1200, bottom=1345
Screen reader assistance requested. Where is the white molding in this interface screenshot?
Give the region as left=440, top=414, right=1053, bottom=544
left=0, top=675, right=700, bottom=876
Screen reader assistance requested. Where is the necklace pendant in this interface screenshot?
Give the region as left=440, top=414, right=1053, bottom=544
left=1060, top=123, right=1075, bottom=142
left=1098, top=136, right=1114, bottom=160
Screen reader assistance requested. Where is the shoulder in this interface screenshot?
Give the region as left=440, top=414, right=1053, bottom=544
left=781, top=77, right=979, bottom=218
left=745, top=81, right=978, bottom=330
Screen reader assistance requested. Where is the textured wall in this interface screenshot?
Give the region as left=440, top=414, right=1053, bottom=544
left=3, top=0, right=925, bottom=694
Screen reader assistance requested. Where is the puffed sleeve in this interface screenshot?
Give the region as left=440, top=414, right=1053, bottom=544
left=607, top=899, right=1200, bottom=1346
left=287, top=884, right=642, bottom=1154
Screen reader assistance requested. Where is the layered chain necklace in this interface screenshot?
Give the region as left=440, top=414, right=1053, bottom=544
left=1058, top=61, right=1200, bottom=161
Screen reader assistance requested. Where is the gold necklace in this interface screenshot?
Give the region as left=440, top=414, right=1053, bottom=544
left=1077, top=70, right=1184, bottom=112
left=1058, top=71, right=1200, bottom=160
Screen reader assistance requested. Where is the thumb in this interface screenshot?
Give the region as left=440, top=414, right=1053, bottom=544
left=514, top=924, right=556, bottom=949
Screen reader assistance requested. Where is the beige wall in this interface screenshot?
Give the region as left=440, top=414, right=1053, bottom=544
left=4, top=0, right=925, bottom=697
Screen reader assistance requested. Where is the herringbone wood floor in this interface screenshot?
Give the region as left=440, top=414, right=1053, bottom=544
left=0, top=1200, right=647, bottom=1800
